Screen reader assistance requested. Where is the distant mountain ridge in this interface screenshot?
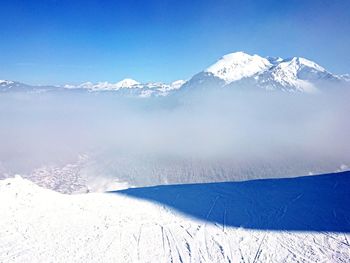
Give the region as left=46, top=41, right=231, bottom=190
left=1, top=52, right=348, bottom=96
left=182, top=52, right=348, bottom=93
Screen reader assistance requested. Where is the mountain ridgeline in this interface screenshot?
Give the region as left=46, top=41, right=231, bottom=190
left=1, top=52, right=349, bottom=96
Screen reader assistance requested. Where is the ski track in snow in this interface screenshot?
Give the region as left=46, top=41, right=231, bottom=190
left=1, top=175, right=350, bottom=263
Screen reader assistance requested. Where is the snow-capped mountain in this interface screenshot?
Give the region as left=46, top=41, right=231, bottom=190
left=183, top=52, right=348, bottom=93
left=185, top=52, right=349, bottom=93
left=205, top=51, right=273, bottom=83
left=65, top=78, right=141, bottom=91
left=115, top=78, right=140, bottom=88
left=0, top=80, right=60, bottom=93
left=63, top=78, right=186, bottom=97
left=0, top=78, right=187, bottom=97
left=1, top=52, right=348, bottom=96
left=253, top=57, right=340, bottom=92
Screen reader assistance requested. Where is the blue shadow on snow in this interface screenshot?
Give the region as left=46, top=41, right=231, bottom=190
left=110, top=171, right=350, bottom=232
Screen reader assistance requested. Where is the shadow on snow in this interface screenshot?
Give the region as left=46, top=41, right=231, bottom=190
left=110, top=171, right=350, bottom=232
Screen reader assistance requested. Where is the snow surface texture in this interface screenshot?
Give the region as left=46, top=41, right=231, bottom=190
left=1, top=171, right=349, bottom=262
left=1, top=52, right=349, bottom=96
left=205, top=51, right=272, bottom=83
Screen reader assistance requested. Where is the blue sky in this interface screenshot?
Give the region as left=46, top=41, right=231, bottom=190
left=1, top=0, right=349, bottom=85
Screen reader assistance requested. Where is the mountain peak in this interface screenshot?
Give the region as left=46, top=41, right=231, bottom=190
left=287, top=57, right=326, bottom=72
left=221, top=51, right=252, bottom=60
left=116, top=78, right=140, bottom=88
left=255, top=56, right=332, bottom=93
left=205, top=52, right=272, bottom=83
left=271, top=57, right=327, bottom=81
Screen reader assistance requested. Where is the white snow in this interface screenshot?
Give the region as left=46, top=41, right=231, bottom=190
left=170, top=80, right=186, bottom=90
left=295, top=57, right=326, bottom=72
left=205, top=52, right=272, bottom=83
left=1, top=173, right=349, bottom=262
left=197, top=52, right=343, bottom=92
left=64, top=79, right=141, bottom=91
left=115, top=78, right=140, bottom=88
left=61, top=79, right=185, bottom=96
left=265, top=57, right=327, bottom=92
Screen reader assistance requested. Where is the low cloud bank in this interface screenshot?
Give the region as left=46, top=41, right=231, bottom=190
left=0, top=87, right=349, bottom=189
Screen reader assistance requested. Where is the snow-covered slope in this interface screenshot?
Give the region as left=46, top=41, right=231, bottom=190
left=205, top=51, right=272, bottom=83
left=1, top=171, right=349, bottom=262
left=254, top=57, right=339, bottom=92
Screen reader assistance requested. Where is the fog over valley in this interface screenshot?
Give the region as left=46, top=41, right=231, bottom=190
left=1, top=85, right=349, bottom=192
